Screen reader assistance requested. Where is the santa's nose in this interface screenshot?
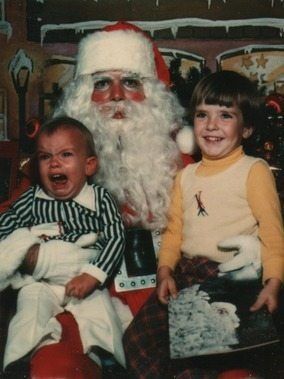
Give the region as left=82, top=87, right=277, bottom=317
left=111, top=82, right=125, bottom=101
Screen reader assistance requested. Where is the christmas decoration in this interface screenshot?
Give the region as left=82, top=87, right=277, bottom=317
left=35, top=0, right=284, bottom=9
left=8, top=49, right=34, bottom=153
left=0, top=0, right=12, bottom=38
left=244, top=93, right=284, bottom=204
left=169, top=61, right=211, bottom=109
left=39, top=18, right=284, bottom=44
left=217, top=45, right=284, bottom=95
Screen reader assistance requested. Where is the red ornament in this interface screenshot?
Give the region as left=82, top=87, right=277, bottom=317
left=266, top=93, right=284, bottom=114
left=218, top=369, right=257, bottom=379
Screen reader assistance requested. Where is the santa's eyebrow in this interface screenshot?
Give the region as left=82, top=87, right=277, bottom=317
left=121, top=72, right=141, bottom=79
left=92, top=74, right=112, bottom=81
left=92, top=72, right=142, bottom=80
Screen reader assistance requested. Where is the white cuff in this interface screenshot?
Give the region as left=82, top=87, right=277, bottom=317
left=33, top=242, right=56, bottom=280
left=80, top=263, right=107, bottom=285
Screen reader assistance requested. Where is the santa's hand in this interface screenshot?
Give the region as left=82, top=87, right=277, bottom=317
left=0, top=228, right=40, bottom=291
left=218, top=235, right=261, bottom=281
left=33, top=234, right=98, bottom=285
left=65, top=273, right=100, bottom=299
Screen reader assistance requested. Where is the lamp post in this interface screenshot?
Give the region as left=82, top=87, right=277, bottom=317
left=9, top=49, right=33, bottom=153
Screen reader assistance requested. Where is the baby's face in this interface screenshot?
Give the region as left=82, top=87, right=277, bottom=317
left=37, top=128, right=96, bottom=200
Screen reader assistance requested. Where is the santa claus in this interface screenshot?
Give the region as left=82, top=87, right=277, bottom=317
left=54, top=21, right=196, bottom=314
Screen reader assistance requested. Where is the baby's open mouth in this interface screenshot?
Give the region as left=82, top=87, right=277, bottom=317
left=50, top=174, right=68, bottom=183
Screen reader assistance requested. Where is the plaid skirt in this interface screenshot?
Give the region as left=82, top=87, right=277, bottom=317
left=123, top=257, right=219, bottom=379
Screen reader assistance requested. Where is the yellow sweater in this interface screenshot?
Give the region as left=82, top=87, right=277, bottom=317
left=158, top=146, right=284, bottom=283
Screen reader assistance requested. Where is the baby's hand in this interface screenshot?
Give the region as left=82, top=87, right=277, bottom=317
left=157, top=266, right=177, bottom=305
left=250, top=278, right=282, bottom=313
left=65, top=273, right=100, bottom=299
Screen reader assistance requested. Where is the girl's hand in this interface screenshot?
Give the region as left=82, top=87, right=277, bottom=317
left=250, top=278, right=282, bottom=313
left=157, top=266, right=178, bottom=305
left=65, top=273, right=100, bottom=299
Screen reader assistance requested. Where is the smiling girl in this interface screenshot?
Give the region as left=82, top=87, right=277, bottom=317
left=124, top=70, right=284, bottom=379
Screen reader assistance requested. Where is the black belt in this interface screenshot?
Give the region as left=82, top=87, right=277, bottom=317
left=124, top=228, right=157, bottom=277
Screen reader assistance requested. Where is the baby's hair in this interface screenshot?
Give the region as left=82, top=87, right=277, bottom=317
left=189, top=70, right=260, bottom=130
left=36, top=116, right=96, bottom=157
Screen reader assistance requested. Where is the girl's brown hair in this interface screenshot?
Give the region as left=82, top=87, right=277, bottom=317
left=189, top=70, right=261, bottom=130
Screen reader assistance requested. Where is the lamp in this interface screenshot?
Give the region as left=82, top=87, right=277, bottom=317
left=9, top=49, right=33, bottom=153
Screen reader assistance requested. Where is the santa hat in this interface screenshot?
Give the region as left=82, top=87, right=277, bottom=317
left=75, top=21, right=170, bottom=86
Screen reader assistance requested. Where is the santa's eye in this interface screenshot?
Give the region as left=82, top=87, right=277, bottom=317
left=122, top=77, right=143, bottom=90
left=93, top=78, right=111, bottom=90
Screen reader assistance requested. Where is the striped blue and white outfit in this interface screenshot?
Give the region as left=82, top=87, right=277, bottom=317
left=1, top=183, right=128, bottom=369
left=0, top=182, right=125, bottom=282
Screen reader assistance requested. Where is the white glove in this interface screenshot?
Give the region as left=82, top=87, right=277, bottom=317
left=0, top=228, right=40, bottom=291
left=218, top=235, right=261, bottom=281
left=10, top=272, right=35, bottom=290
left=30, top=222, right=63, bottom=238
left=33, top=233, right=98, bottom=285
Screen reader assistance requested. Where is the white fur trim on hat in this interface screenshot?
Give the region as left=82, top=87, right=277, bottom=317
left=76, top=29, right=156, bottom=78
left=176, top=126, right=196, bottom=155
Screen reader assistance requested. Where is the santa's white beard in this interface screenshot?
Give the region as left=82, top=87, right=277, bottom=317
left=56, top=79, right=183, bottom=230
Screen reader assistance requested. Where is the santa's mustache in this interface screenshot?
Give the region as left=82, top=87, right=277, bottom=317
left=97, top=101, right=133, bottom=119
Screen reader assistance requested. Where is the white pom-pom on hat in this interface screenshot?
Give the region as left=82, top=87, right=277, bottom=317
left=176, top=126, right=196, bottom=155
